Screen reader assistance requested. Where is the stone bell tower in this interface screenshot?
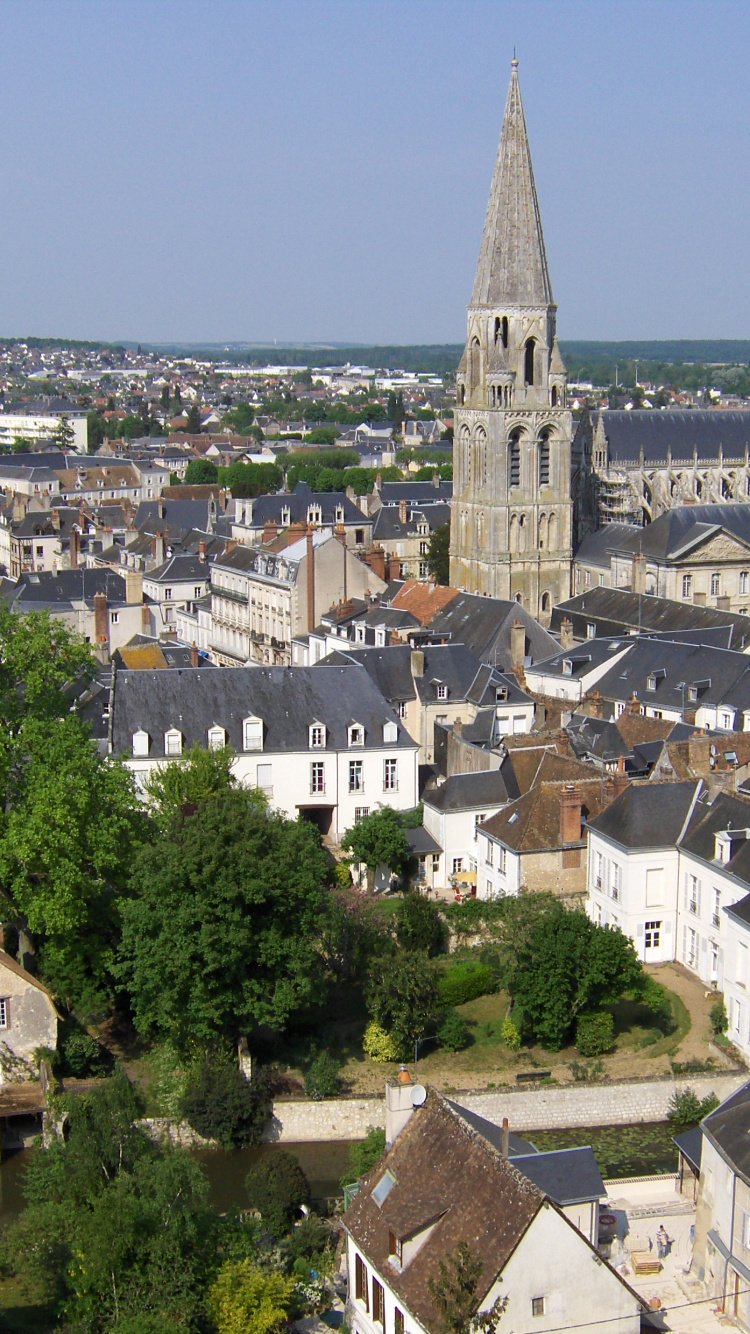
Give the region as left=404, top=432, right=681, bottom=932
left=449, top=59, right=572, bottom=623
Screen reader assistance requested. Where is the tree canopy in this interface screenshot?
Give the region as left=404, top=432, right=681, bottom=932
left=428, top=522, right=450, bottom=585
left=184, top=458, right=218, bottom=484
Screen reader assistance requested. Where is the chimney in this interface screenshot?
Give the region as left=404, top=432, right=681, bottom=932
left=307, top=528, right=315, bottom=632
left=335, top=522, right=347, bottom=546
left=69, top=528, right=80, bottom=569
left=632, top=551, right=647, bottom=595
left=12, top=493, right=27, bottom=523
left=141, top=603, right=151, bottom=633
left=688, top=731, right=711, bottom=774
left=191, top=641, right=199, bottom=668
left=157, top=498, right=164, bottom=519
left=125, top=569, right=143, bottom=605
left=613, top=753, right=629, bottom=797
left=152, top=534, right=165, bottom=565
left=375, top=471, right=382, bottom=490
left=585, top=689, right=604, bottom=719
left=560, top=783, right=582, bottom=844
left=411, top=649, right=425, bottom=678
left=385, top=1068, right=418, bottom=1146
left=198, top=540, right=206, bottom=562
left=51, top=508, right=61, bottom=531
left=501, top=1117, right=510, bottom=1157
left=398, top=499, right=408, bottom=525
left=94, top=591, right=109, bottom=646
left=718, top=595, right=731, bottom=611
left=626, top=692, right=641, bottom=716
left=262, top=519, right=278, bottom=545
left=510, top=620, right=526, bottom=673
left=432, top=471, right=440, bottom=489
left=560, top=617, right=574, bottom=650
left=368, top=546, right=386, bottom=581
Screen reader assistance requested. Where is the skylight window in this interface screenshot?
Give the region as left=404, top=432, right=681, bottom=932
left=372, top=1171, right=396, bottom=1206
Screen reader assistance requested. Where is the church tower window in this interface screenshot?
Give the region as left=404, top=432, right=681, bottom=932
left=524, top=338, right=536, bottom=386
left=509, top=433, right=521, bottom=488
left=538, top=434, right=550, bottom=487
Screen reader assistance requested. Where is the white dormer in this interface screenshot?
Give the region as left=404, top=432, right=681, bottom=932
left=132, top=729, right=150, bottom=757
left=281, top=505, right=291, bottom=526
left=207, top=725, right=226, bottom=751
left=307, top=505, right=322, bottom=525
left=383, top=720, right=398, bottom=745
left=435, top=682, right=448, bottom=700
left=164, top=728, right=183, bottom=757
left=348, top=722, right=365, bottom=747
left=309, top=721, right=327, bottom=749
left=243, top=715, right=264, bottom=751
left=335, top=505, right=345, bottom=523
left=355, top=624, right=366, bottom=644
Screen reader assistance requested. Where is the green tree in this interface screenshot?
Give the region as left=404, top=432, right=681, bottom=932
left=222, top=402, right=256, bottom=435
left=428, top=1241, right=508, bottom=1334
left=244, top=1152, right=310, bottom=1236
left=120, top=413, right=146, bottom=440
left=428, top=522, right=451, bottom=585
left=318, top=885, right=389, bottom=1009
left=340, top=1127, right=386, bottom=1188
left=144, top=743, right=239, bottom=828
left=366, top=952, right=439, bottom=1057
left=185, top=401, right=203, bottom=433
left=209, top=1259, right=295, bottom=1334
left=117, top=788, right=330, bottom=1051
left=184, top=458, right=219, bottom=485
left=220, top=461, right=283, bottom=498
left=341, top=807, right=410, bottom=891
left=52, top=414, right=75, bottom=450
left=508, top=903, right=643, bottom=1051
left=305, top=426, right=340, bottom=444
left=11, top=436, right=36, bottom=453
left=181, top=1059, right=271, bottom=1149
left=395, top=890, right=445, bottom=956
left=86, top=409, right=106, bottom=453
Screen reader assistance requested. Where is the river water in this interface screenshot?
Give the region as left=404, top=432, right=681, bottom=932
left=0, top=1121, right=678, bottom=1231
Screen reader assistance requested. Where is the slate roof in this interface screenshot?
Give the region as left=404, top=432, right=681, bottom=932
left=593, top=637, right=750, bottom=713
left=423, top=594, right=558, bottom=666
left=406, top=826, right=442, bottom=856
left=424, top=770, right=514, bottom=813
left=376, top=481, right=453, bottom=505
left=10, top=567, right=129, bottom=607
left=315, top=645, right=488, bottom=707
left=702, top=1082, right=750, bottom=1184
left=573, top=524, right=641, bottom=569
left=239, top=482, right=368, bottom=528
left=7, top=507, right=84, bottom=538
left=509, top=1148, right=605, bottom=1206
left=680, top=790, right=750, bottom=872
left=343, top=1091, right=544, bottom=1331
left=111, top=665, right=416, bottom=758
left=566, top=715, right=630, bottom=764
left=446, top=1100, right=537, bottom=1155
left=136, top=499, right=212, bottom=534
left=672, top=1126, right=703, bottom=1173
left=553, top=587, right=750, bottom=651
left=588, top=780, right=701, bottom=850
left=372, top=503, right=451, bottom=542
left=590, top=410, right=750, bottom=466
left=145, top=553, right=209, bottom=584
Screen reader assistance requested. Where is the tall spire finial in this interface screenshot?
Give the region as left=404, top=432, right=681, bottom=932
left=512, top=48, right=518, bottom=66
left=470, top=60, right=553, bottom=308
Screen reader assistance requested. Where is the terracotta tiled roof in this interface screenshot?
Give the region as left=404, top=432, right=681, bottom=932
left=117, top=645, right=169, bottom=670
left=616, top=712, right=675, bottom=748
left=343, top=1091, right=543, bottom=1331
left=390, top=581, right=460, bottom=626
left=481, top=778, right=610, bottom=853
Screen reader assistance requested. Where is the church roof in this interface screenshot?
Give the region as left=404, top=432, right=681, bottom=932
left=471, top=61, right=553, bottom=308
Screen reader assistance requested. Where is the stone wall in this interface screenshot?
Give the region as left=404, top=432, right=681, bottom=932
left=264, top=1072, right=748, bottom=1142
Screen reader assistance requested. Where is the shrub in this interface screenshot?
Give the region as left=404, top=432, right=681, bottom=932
left=396, top=891, right=445, bottom=956
left=710, top=998, right=729, bottom=1035
left=639, top=977, right=674, bottom=1034
left=209, top=1259, right=295, bottom=1334
left=286, top=1215, right=333, bottom=1266
left=438, top=960, right=495, bottom=1008
left=181, top=1060, right=270, bottom=1149
left=304, top=1051, right=341, bottom=1101
left=438, top=1008, right=471, bottom=1052
left=62, top=1030, right=109, bottom=1078
left=501, top=1018, right=521, bottom=1052
left=667, top=1087, right=720, bottom=1129
left=363, top=1022, right=399, bottom=1063
left=340, top=1127, right=386, bottom=1188
left=575, top=1011, right=614, bottom=1057
left=245, top=1151, right=311, bottom=1236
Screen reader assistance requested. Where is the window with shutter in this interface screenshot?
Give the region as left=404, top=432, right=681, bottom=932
left=373, top=1280, right=384, bottom=1326
left=394, top=1309, right=404, bottom=1334
left=355, top=1255, right=368, bottom=1309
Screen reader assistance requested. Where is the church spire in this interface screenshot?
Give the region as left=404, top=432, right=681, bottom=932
left=471, top=59, right=553, bottom=308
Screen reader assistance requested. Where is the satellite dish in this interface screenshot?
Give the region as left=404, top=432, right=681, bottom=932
left=411, top=1084, right=427, bottom=1106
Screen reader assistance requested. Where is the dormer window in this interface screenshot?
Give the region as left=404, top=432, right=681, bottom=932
left=348, top=724, right=364, bottom=747
left=646, top=669, right=666, bottom=692
left=688, top=686, right=699, bottom=702
left=307, top=506, right=322, bottom=525
left=388, top=1231, right=403, bottom=1265
left=436, top=684, right=448, bottom=700
left=336, top=505, right=345, bottom=523
left=281, top=506, right=291, bottom=526
left=495, top=687, right=508, bottom=702
left=356, top=625, right=366, bottom=643
left=309, top=722, right=327, bottom=749
left=383, top=720, right=398, bottom=745
left=243, top=715, right=263, bottom=751
left=132, top=729, right=150, bottom=757
left=207, top=726, right=226, bottom=751
left=562, top=658, right=573, bottom=677
left=647, top=675, right=656, bottom=691
left=164, top=728, right=183, bottom=757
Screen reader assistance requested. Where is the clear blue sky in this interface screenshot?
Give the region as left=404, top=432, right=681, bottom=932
left=1, top=0, right=748, bottom=345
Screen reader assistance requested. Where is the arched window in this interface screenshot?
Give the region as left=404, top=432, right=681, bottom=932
left=538, top=433, right=550, bottom=487
left=740, top=571, right=749, bottom=595
left=518, top=514, right=527, bottom=552
left=551, top=386, right=558, bottom=407
left=495, top=315, right=509, bottom=348
left=524, top=338, right=536, bottom=386
left=509, top=431, right=521, bottom=488
left=509, top=514, right=517, bottom=553
left=538, top=513, right=546, bottom=549
left=469, top=337, right=481, bottom=395
left=541, top=592, right=551, bottom=613
left=514, top=592, right=523, bottom=605
left=475, top=427, right=487, bottom=488
left=548, top=513, right=557, bottom=550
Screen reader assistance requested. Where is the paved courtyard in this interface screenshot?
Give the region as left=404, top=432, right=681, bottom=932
left=602, top=1176, right=731, bottom=1334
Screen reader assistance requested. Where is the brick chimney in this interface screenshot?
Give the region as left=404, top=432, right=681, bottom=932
left=432, top=471, right=440, bottom=489
left=335, top=523, right=347, bottom=546
left=125, top=569, right=143, bottom=605
left=51, top=508, right=61, bottom=531
left=12, top=493, right=27, bottom=523
left=306, top=528, right=315, bottom=632
left=613, top=754, right=629, bottom=797
left=411, top=649, right=425, bottom=678
left=368, top=546, right=386, bottom=581
left=152, top=534, right=165, bottom=565
left=262, top=520, right=278, bottom=544
left=688, top=731, right=711, bottom=774
left=560, top=783, right=582, bottom=844
left=375, top=471, right=382, bottom=491
left=398, top=499, right=408, bottom=525
left=560, top=617, right=574, bottom=650
left=191, top=641, right=199, bottom=668
left=157, top=498, right=164, bottom=519
left=626, top=692, right=641, bottom=716
left=69, top=528, right=80, bottom=569
left=198, top=540, right=206, bottom=562
left=94, top=591, right=109, bottom=646
left=585, top=689, right=604, bottom=719
left=510, top=620, right=526, bottom=673
left=632, top=552, right=647, bottom=595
